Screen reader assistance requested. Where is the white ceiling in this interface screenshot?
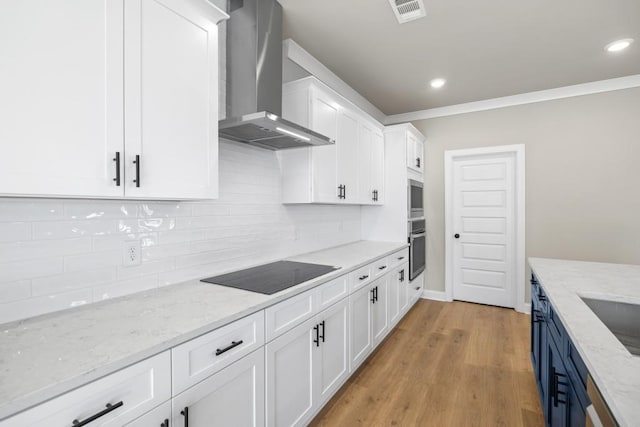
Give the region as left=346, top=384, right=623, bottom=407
left=280, top=0, right=640, bottom=115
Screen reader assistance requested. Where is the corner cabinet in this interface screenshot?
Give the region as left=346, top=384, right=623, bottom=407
left=0, top=0, right=227, bottom=200
left=279, top=77, right=385, bottom=205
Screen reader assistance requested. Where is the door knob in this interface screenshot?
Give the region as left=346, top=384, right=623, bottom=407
left=454, top=233, right=460, bottom=239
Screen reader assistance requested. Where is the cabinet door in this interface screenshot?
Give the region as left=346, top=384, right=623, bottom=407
left=172, top=348, right=265, bottom=427
left=310, top=89, right=339, bottom=203
left=125, top=401, right=171, bottom=427
left=415, top=139, right=424, bottom=173
left=370, top=130, right=385, bottom=204
left=349, top=284, right=373, bottom=371
left=399, top=266, right=410, bottom=316
left=389, top=267, right=402, bottom=327
left=336, top=110, right=359, bottom=203
left=266, top=318, right=316, bottom=427
left=314, top=298, right=350, bottom=405
left=124, top=0, right=225, bottom=199
left=357, top=122, right=375, bottom=204
left=0, top=0, right=124, bottom=198
left=371, top=277, right=389, bottom=346
left=547, top=340, right=568, bottom=427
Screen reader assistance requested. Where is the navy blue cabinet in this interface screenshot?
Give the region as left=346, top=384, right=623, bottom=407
left=530, top=273, right=589, bottom=427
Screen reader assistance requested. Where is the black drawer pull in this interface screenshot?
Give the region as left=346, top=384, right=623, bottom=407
left=71, top=401, right=123, bottom=426
left=319, top=320, right=325, bottom=343
left=313, top=324, right=320, bottom=347
left=215, top=340, right=243, bottom=356
left=133, top=155, right=140, bottom=187
left=113, top=152, right=121, bottom=186
left=397, top=256, right=405, bottom=260
left=181, top=407, right=189, bottom=427
left=415, top=286, right=421, bottom=290
left=359, top=274, right=369, bottom=281
left=378, top=266, right=387, bottom=271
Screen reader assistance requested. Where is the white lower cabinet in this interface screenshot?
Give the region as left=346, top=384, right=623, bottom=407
left=371, top=276, right=389, bottom=347
left=172, top=348, right=265, bottom=427
left=266, top=317, right=316, bottom=427
left=266, top=297, right=350, bottom=427
left=390, top=263, right=410, bottom=325
left=349, top=284, right=373, bottom=372
left=125, top=401, right=171, bottom=426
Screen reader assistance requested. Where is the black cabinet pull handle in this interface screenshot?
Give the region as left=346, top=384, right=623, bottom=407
left=71, top=401, right=123, bottom=426
left=397, top=256, right=404, bottom=260
left=215, top=340, right=243, bottom=356
left=359, top=275, right=369, bottom=281
left=133, top=155, right=141, bottom=187
left=313, top=324, right=320, bottom=347
left=416, top=157, right=421, bottom=168
left=551, top=368, right=568, bottom=407
left=378, top=265, right=387, bottom=271
left=538, top=294, right=547, bottom=301
left=181, top=407, right=189, bottom=427
left=415, top=286, right=421, bottom=290
left=113, top=152, right=121, bottom=186
left=370, top=288, right=376, bottom=304
left=374, top=286, right=379, bottom=302
left=344, top=184, right=347, bottom=199
left=319, top=320, right=325, bottom=343
left=399, top=270, right=405, bottom=282
left=161, top=419, right=169, bottom=427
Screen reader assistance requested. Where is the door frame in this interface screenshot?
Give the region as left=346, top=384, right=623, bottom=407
left=444, top=144, right=526, bottom=312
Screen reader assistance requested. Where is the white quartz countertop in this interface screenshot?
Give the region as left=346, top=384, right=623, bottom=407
left=0, top=240, right=407, bottom=420
left=528, top=257, right=640, bottom=427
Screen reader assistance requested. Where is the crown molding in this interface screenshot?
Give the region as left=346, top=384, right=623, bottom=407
left=385, top=74, right=640, bottom=124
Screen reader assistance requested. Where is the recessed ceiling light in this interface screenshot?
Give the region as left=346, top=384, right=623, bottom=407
left=605, top=38, right=634, bottom=52
left=430, top=78, right=446, bottom=89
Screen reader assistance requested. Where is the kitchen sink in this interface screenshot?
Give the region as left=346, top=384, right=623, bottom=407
left=581, top=297, right=640, bottom=356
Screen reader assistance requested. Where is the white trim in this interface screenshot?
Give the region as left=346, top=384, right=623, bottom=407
left=444, top=144, right=527, bottom=312
left=385, top=74, right=640, bottom=124
left=283, top=39, right=387, bottom=124
left=421, top=289, right=452, bottom=302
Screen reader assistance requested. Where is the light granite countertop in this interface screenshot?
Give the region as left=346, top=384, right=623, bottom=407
left=528, top=257, right=640, bottom=427
left=0, top=240, right=407, bottom=420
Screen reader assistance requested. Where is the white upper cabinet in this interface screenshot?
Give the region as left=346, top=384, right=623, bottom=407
left=0, top=0, right=227, bottom=200
left=407, top=132, right=425, bottom=174
left=280, top=77, right=384, bottom=205
left=0, top=0, right=124, bottom=198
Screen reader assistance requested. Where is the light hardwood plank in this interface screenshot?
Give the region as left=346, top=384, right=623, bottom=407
left=310, top=300, right=544, bottom=426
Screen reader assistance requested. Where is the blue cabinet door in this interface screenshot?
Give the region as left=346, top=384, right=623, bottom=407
left=548, top=338, right=568, bottom=426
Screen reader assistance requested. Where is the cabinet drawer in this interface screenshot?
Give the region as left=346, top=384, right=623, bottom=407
left=349, top=264, right=373, bottom=292
left=371, top=257, right=390, bottom=278
left=315, top=276, right=348, bottom=311
left=172, top=311, right=265, bottom=394
left=125, top=400, right=171, bottom=426
left=265, top=290, right=316, bottom=342
left=387, top=249, right=409, bottom=269
left=3, top=352, right=170, bottom=427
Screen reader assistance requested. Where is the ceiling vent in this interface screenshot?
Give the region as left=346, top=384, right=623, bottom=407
left=388, top=0, right=426, bottom=24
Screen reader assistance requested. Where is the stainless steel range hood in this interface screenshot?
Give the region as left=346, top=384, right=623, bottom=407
left=218, top=0, right=334, bottom=150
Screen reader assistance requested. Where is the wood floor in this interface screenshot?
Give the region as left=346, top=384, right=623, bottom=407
left=309, top=300, right=544, bottom=427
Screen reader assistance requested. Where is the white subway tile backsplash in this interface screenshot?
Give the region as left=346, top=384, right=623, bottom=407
left=0, top=223, right=31, bottom=242
left=0, top=141, right=361, bottom=323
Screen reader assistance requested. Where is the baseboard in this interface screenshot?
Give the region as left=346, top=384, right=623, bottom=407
left=517, top=302, right=531, bottom=314
left=421, top=289, right=451, bottom=302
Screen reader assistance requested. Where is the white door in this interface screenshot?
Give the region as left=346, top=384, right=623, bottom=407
left=348, top=284, right=373, bottom=371
left=0, top=0, right=124, bottom=198
left=171, top=348, right=265, bottom=427
left=314, top=298, right=349, bottom=406
left=266, top=318, right=316, bottom=427
left=310, top=89, right=339, bottom=203
left=371, top=277, right=389, bottom=346
left=124, top=0, right=224, bottom=199
left=336, top=110, right=359, bottom=203
left=451, top=153, right=516, bottom=308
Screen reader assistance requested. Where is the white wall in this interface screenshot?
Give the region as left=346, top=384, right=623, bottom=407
left=412, top=87, right=640, bottom=300
left=0, top=141, right=361, bottom=324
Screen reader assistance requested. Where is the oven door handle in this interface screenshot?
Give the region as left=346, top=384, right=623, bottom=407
left=410, top=232, right=426, bottom=239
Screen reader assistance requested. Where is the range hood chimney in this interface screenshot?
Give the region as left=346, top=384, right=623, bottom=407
left=218, top=0, right=334, bottom=150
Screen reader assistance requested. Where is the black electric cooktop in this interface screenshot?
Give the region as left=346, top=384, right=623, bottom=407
left=201, top=261, right=340, bottom=295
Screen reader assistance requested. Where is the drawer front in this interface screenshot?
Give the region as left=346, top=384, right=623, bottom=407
left=315, top=275, right=348, bottom=312
left=387, top=249, right=409, bottom=269
left=349, top=264, right=373, bottom=292
left=3, top=352, right=170, bottom=427
left=125, top=400, right=171, bottom=426
left=371, top=257, right=390, bottom=278
left=265, top=290, right=316, bottom=342
left=172, top=311, right=265, bottom=395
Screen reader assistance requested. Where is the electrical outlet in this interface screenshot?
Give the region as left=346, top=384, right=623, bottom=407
left=123, top=240, right=141, bottom=266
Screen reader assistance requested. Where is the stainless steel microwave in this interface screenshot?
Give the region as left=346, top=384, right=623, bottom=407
left=408, top=179, right=424, bottom=219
